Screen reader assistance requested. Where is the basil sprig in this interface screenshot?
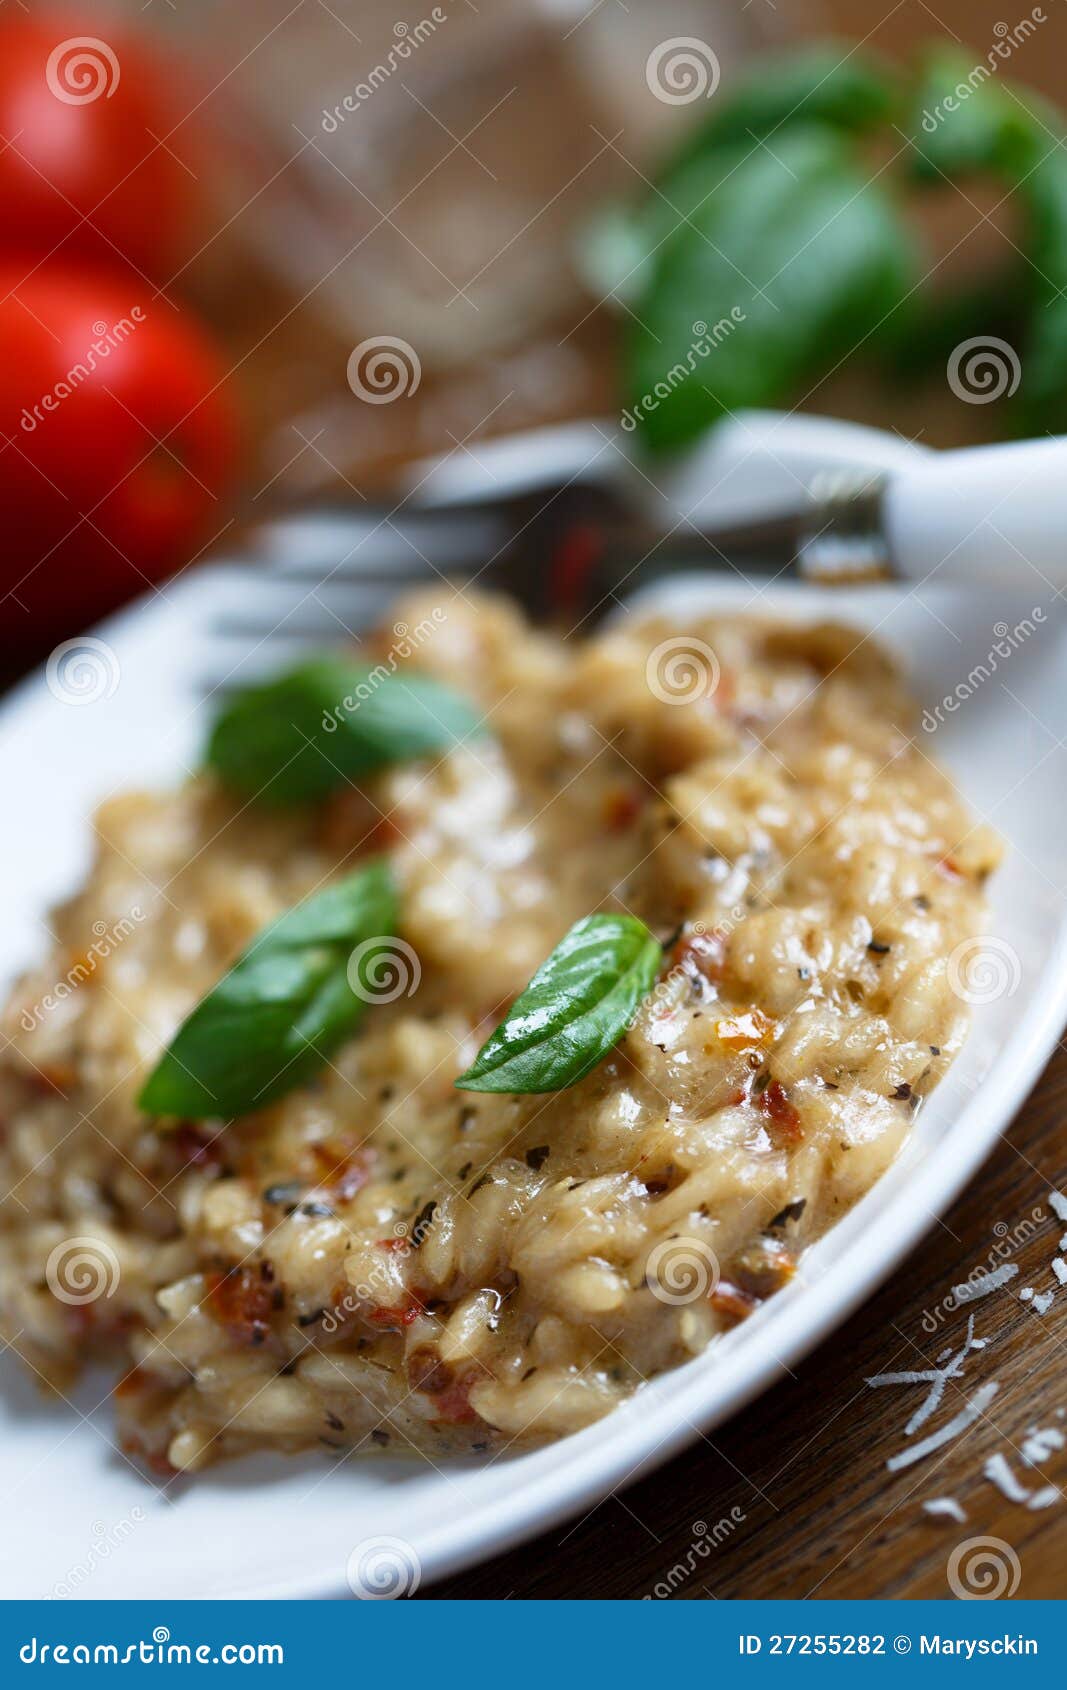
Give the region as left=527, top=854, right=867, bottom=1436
left=139, top=859, right=398, bottom=1119
left=600, top=35, right=1067, bottom=448
left=455, top=913, right=663, bottom=1095
left=207, top=657, right=485, bottom=806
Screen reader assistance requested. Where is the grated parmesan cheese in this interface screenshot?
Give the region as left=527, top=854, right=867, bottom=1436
left=1022, top=1426, right=1066, bottom=1465
left=952, top=1264, right=1019, bottom=1302
left=984, top=1451, right=1032, bottom=1504
left=1028, top=1485, right=1061, bottom=1511
left=922, top=1497, right=967, bottom=1523
left=887, top=1383, right=999, bottom=1473
left=867, top=1317, right=977, bottom=1440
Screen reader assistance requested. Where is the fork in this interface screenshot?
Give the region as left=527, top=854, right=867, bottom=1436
left=202, top=430, right=1067, bottom=685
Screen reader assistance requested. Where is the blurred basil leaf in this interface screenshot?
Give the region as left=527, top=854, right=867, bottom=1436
left=583, top=44, right=898, bottom=307
left=908, top=47, right=1052, bottom=181
left=907, top=48, right=1067, bottom=433
left=670, top=42, right=899, bottom=164
left=625, top=125, right=917, bottom=448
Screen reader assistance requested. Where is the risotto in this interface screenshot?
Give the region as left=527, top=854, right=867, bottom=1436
left=0, top=593, right=999, bottom=1476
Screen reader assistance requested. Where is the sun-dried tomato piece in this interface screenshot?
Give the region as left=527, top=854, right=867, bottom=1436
left=602, top=785, right=646, bottom=832
left=317, top=789, right=400, bottom=856
left=172, top=1121, right=224, bottom=1169
left=669, top=928, right=728, bottom=986
left=206, top=1266, right=275, bottom=1346
left=113, top=1366, right=150, bottom=1400
left=407, top=1345, right=452, bottom=1396
left=734, top=1240, right=796, bottom=1300
left=309, top=1141, right=374, bottom=1203
left=120, top=1436, right=178, bottom=1479
left=755, top=1079, right=803, bottom=1144
left=365, top=1294, right=424, bottom=1331
left=709, top=1281, right=760, bottom=1325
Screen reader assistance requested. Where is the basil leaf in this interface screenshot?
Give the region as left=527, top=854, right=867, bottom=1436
left=582, top=46, right=897, bottom=308
left=139, top=858, right=398, bottom=1119
left=669, top=42, right=898, bottom=164
left=625, top=125, right=916, bottom=449
left=906, top=51, right=1067, bottom=434
left=908, top=48, right=1051, bottom=182
left=1017, top=153, right=1067, bottom=433
left=455, top=914, right=662, bottom=1094
left=207, top=657, right=485, bottom=806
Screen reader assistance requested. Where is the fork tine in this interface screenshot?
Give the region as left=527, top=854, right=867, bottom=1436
left=250, top=509, right=512, bottom=581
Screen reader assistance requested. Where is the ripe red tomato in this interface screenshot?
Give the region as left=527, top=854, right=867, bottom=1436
left=0, top=16, right=198, bottom=277
left=0, top=263, right=238, bottom=641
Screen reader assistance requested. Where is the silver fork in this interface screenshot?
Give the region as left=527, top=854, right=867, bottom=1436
left=199, top=430, right=1067, bottom=692
left=198, top=471, right=878, bottom=685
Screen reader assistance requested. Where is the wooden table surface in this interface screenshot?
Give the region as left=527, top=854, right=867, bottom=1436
left=425, top=1045, right=1067, bottom=1600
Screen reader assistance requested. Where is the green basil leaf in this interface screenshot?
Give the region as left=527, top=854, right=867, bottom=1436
left=207, top=657, right=486, bottom=806
left=908, top=48, right=1052, bottom=182
left=455, top=913, right=662, bottom=1094
left=887, top=267, right=1020, bottom=383
left=625, top=125, right=917, bottom=448
left=670, top=42, right=898, bottom=165
left=581, top=45, right=897, bottom=308
left=906, top=50, right=1067, bottom=434
left=1017, top=152, right=1067, bottom=433
left=138, top=858, right=398, bottom=1119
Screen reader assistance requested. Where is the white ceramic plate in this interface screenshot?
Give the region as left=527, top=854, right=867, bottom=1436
left=2, top=416, right=1065, bottom=1599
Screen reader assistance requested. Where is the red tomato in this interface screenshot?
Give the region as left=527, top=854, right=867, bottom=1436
left=0, top=16, right=198, bottom=277
left=0, top=262, right=237, bottom=641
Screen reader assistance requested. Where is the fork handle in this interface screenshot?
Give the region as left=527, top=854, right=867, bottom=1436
left=883, top=437, right=1067, bottom=588
left=591, top=437, right=1067, bottom=598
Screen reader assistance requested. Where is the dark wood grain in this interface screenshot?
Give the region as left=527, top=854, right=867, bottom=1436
left=422, top=1045, right=1067, bottom=1600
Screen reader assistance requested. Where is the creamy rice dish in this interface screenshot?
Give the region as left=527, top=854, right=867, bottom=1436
left=0, top=594, right=999, bottom=1476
